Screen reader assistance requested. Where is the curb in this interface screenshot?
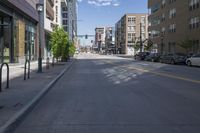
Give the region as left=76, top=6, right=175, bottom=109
left=0, top=59, right=76, bottom=133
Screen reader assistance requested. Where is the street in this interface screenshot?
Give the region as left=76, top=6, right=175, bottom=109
left=13, top=53, right=200, bottom=133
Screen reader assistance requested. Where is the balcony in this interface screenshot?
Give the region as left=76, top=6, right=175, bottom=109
left=48, top=0, right=54, bottom=7
left=46, top=0, right=54, bottom=20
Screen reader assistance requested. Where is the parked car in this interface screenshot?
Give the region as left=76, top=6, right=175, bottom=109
left=145, top=53, right=161, bottom=62
left=134, top=52, right=150, bottom=60
left=159, top=53, right=187, bottom=64
left=187, top=53, right=194, bottom=58
left=186, top=53, right=200, bottom=66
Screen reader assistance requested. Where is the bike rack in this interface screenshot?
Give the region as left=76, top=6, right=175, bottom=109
left=46, top=57, right=50, bottom=69
left=0, top=63, right=9, bottom=92
left=24, top=60, right=30, bottom=80
left=52, top=57, right=55, bottom=68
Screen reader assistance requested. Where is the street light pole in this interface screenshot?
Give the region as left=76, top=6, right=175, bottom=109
left=36, top=3, right=43, bottom=73
left=139, top=22, right=143, bottom=52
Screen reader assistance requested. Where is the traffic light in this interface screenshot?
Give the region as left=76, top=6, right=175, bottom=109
left=85, top=34, right=88, bottom=39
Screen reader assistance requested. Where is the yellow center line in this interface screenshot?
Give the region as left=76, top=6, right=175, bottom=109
left=104, top=60, right=200, bottom=84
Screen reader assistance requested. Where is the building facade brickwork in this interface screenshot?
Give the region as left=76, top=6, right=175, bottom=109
left=115, top=13, right=148, bottom=55
left=148, top=0, right=200, bottom=54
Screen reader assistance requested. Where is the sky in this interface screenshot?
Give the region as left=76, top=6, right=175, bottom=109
left=77, top=0, right=148, bottom=46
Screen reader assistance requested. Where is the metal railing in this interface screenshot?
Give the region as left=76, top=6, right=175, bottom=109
left=0, top=63, right=9, bottom=92
left=24, top=60, right=30, bottom=80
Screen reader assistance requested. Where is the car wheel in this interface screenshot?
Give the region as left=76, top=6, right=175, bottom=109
left=171, top=59, right=175, bottom=65
left=187, top=60, right=192, bottom=66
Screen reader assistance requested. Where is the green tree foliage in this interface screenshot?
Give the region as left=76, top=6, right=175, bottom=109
left=133, top=41, right=140, bottom=51
left=178, top=40, right=193, bottom=54
left=144, top=40, right=153, bottom=51
left=69, top=41, right=76, bottom=56
left=50, top=26, right=69, bottom=61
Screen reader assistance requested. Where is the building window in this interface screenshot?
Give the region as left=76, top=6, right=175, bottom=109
left=142, top=26, right=145, bottom=33
left=62, top=13, right=68, bottom=18
left=151, top=30, right=160, bottom=38
left=127, top=33, right=136, bottom=43
left=151, top=3, right=160, bottom=13
left=141, top=17, right=146, bottom=24
left=62, top=7, right=68, bottom=11
left=63, top=26, right=68, bottom=31
left=192, top=40, right=200, bottom=53
left=128, top=17, right=136, bottom=25
left=169, top=24, right=176, bottom=33
left=151, top=16, right=160, bottom=26
left=189, top=0, right=200, bottom=11
left=162, top=27, right=166, bottom=35
left=190, top=17, right=199, bottom=29
left=162, top=0, right=166, bottom=8
left=169, top=0, right=176, bottom=4
left=127, top=26, right=135, bottom=32
left=169, top=8, right=176, bottom=19
left=161, top=13, right=165, bottom=22
left=62, top=20, right=68, bottom=25
left=142, top=33, right=146, bottom=40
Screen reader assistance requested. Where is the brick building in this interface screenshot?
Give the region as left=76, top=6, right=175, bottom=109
left=148, top=0, right=200, bottom=54
left=115, top=13, right=149, bottom=55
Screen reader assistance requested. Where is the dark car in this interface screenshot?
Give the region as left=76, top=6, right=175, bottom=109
left=159, top=53, right=187, bottom=64
left=145, top=53, right=161, bottom=62
left=134, top=52, right=150, bottom=60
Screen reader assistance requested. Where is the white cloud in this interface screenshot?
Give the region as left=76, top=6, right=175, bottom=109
left=77, top=0, right=83, bottom=2
left=87, top=0, right=120, bottom=7
left=113, top=3, right=119, bottom=6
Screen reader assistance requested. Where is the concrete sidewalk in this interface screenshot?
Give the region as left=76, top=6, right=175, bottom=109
left=1, top=60, right=49, bottom=82
left=0, top=59, right=75, bottom=128
left=115, top=54, right=135, bottom=59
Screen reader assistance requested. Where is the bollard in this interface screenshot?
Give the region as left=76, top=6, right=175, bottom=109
left=46, top=57, right=50, bottom=69
left=0, top=63, right=9, bottom=92
left=24, top=60, right=30, bottom=80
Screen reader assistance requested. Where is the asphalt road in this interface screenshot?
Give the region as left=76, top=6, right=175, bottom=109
left=14, top=53, right=200, bottom=133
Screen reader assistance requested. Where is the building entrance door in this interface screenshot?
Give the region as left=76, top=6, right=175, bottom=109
left=25, top=24, right=36, bottom=61
left=0, top=12, right=12, bottom=63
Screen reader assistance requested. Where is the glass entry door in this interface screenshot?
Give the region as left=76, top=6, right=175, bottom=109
left=25, top=24, right=36, bottom=61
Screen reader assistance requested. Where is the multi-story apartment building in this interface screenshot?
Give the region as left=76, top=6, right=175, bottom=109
left=115, top=13, right=148, bottom=55
left=105, top=27, right=116, bottom=54
left=44, top=0, right=55, bottom=58
left=59, top=0, right=77, bottom=41
left=0, top=0, right=78, bottom=64
left=148, top=0, right=200, bottom=54
left=95, top=27, right=106, bottom=53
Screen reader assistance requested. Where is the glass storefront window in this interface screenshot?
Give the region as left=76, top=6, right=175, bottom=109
left=0, top=15, right=12, bottom=63
left=25, top=22, right=36, bottom=61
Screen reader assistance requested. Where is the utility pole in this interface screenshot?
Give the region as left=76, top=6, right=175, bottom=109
left=140, top=22, right=143, bottom=52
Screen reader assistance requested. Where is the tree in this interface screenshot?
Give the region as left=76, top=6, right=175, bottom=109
left=50, top=26, right=69, bottom=61
left=69, top=41, right=76, bottom=56
left=133, top=41, right=140, bottom=52
left=178, top=40, right=193, bottom=54
left=144, top=39, right=153, bottom=52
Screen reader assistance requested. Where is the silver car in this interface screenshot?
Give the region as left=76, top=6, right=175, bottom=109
left=186, top=53, right=200, bottom=67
